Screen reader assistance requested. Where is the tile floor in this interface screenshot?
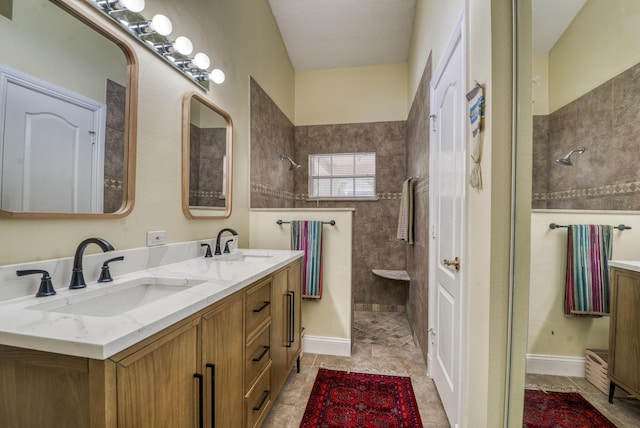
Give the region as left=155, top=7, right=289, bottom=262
left=262, top=311, right=451, bottom=427
left=525, top=374, right=640, bottom=427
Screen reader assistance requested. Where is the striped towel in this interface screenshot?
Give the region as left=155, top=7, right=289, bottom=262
left=291, top=220, right=323, bottom=299
left=564, top=224, right=613, bottom=317
left=396, top=178, right=415, bottom=244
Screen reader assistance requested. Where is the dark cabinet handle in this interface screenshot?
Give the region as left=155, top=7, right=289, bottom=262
left=286, top=292, right=294, bottom=347
left=252, top=390, right=270, bottom=411
left=252, top=301, right=270, bottom=313
left=252, top=346, right=270, bottom=362
left=194, top=373, right=204, bottom=428
left=206, top=363, right=215, bottom=428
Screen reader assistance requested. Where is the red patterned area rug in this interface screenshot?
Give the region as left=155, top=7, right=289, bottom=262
left=300, top=368, right=423, bottom=427
left=524, top=389, right=616, bottom=427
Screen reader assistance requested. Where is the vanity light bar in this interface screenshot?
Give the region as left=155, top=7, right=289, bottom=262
left=86, top=0, right=225, bottom=90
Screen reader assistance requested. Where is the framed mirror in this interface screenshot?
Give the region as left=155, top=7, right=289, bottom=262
left=0, top=0, right=137, bottom=218
left=182, top=92, right=233, bottom=219
left=531, top=0, right=640, bottom=211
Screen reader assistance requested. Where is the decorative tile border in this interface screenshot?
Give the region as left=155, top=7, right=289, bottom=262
left=533, top=181, right=640, bottom=201
left=250, top=181, right=296, bottom=200
left=189, top=190, right=225, bottom=199
left=104, top=178, right=123, bottom=189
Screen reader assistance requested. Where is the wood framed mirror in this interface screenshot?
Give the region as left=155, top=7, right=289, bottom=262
left=0, top=0, right=138, bottom=218
left=182, top=92, right=233, bottom=219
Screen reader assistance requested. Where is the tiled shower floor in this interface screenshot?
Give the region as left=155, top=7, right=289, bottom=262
left=262, top=311, right=450, bottom=427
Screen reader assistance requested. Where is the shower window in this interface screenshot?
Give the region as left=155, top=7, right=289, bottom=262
left=308, top=152, right=376, bottom=199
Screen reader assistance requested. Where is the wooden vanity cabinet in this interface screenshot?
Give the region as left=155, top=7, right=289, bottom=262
left=608, top=267, right=640, bottom=402
left=0, top=259, right=302, bottom=428
left=271, top=260, right=302, bottom=396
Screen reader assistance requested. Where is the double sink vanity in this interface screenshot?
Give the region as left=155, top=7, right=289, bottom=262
left=0, top=238, right=303, bottom=428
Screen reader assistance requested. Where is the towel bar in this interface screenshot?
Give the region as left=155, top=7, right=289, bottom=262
left=277, top=219, right=336, bottom=226
left=549, top=223, right=631, bottom=231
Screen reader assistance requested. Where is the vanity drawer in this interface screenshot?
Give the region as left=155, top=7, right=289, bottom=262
left=245, top=278, right=272, bottom=334
left=245, top=363, right=272, bottom=428
left=246, top=322, right=271, bottom=389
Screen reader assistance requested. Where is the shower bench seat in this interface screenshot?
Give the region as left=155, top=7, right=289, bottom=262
left=372, top=269, right=410, bottom=282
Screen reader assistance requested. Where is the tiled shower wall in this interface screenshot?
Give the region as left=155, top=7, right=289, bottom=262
left=294, top=122, right=408, bottom=312
left=532, top=61, right=640, bottom=210
left=250, top=77, right=296, bottom=208
left=405, top=54, right=431, bottom=362
left=104, top=79, right=126, bottom=213
left=189, top=125, right=226, bottom=207
left=250, top=78, right=409, bottom=311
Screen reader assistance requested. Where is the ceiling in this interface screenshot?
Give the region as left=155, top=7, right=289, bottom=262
left=532, top=0, right=587, bottom=53
left=268, top=0, right=416, bottom=71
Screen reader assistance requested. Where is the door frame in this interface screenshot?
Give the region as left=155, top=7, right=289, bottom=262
left=427, top=10, right=467, bottom=428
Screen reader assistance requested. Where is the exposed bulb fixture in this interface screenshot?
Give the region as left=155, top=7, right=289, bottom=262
left=555, top=146, right=586, bottom=166
left=209, top=68, right=225, bottom=84
left=129, top=14, right=172, bottom=36
left=193, top=53, right=211, bottom=70
left=87, top=0, right=225, bottom=90
left=173, top=36, right=193, bottom=55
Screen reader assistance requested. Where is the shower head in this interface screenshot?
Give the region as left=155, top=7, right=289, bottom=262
left=555, top=146, right=586, bottom=166
left=279, top=154, right=301, bottom=171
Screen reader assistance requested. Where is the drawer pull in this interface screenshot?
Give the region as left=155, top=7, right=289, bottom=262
left=252, top=390, right=270, bottom=411
left=252, top=301, right=270, bottom=313
left=206, top=363, right=216, bottom=428
left=252, top=346, right=270, bottom=362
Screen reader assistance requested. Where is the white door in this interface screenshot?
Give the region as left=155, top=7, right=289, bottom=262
left=429, top=14, right=466, bottom=428
left=0, top=66, right=105, bottom=213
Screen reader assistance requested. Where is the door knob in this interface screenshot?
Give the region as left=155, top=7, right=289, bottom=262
left=443, top=256, right=460, bottom=271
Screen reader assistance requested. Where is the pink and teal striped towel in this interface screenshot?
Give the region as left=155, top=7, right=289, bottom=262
left=291, top=220, right=323, bottom=299
left=564, top=224, right=613, bottom=317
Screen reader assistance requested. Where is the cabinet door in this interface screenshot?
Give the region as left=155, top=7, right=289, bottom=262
left=201, top=294, right=244, bottom=428
left=270, top=269, right=288, bottom=392
left=609, top=268, right=640, bottom=397
left=286, top=260, right=302, bottom=366
left=116, top=321, right=199, bottom=428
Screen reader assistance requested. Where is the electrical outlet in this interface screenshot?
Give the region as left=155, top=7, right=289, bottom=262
left=147, top=230, right=166, bottom=247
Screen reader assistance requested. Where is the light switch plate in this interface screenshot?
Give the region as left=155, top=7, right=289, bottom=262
left=147, top=230, right=166, bottom=247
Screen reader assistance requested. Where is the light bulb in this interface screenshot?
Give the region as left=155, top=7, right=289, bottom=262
left=173, top=36, right=193, bottom=55
left=151, top=14, right=172, bottom=36
left=119, top=0, right=144, bottom=13
left=193, top=53, right=210, bottom=70
left=209, top=68, right=225, bottom=84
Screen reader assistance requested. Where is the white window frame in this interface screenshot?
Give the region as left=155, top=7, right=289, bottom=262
left=307, top=152, right=377, bottom=201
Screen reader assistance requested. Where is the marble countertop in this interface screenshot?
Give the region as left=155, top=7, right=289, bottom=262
left=609, top=260, right=640, bottom=273
left=0, top=249, right=302, bottom=360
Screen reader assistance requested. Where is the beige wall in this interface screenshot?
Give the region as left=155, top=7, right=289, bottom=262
left=549, top=0, right=640, bottom=112
left=528, top=212, right=640, bottom=356
left=0, top=0, right=293, bottom=265
left=532, top=53, right=549, bottom=116
left=294, top=63, right=408, bottom=125
left=249, top=210, right=353, bottom=341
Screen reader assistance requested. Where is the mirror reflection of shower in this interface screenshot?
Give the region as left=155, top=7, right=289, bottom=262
left=279, top=154, right=301, bottom=170
left=555, top=146, right=585, bottom=166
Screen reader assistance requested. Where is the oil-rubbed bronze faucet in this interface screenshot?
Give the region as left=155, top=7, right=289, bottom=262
left=214, top=228, right=238, bottom=255
left=69, top=238, right=115, bottom=289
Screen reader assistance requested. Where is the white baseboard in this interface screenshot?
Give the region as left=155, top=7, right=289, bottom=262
left=303, top=334, right=351, bottom=357
left=526, top=353, right=585, bottom=377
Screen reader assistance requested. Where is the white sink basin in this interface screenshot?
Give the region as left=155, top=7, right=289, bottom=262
left=27, top=277, right=205, bottom=317
left=217, top=251, right=274, bottom=263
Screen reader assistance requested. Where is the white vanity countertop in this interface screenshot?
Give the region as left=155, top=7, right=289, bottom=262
left=0, top=249, right=302, bottom=360
left=609, top=260, right=640, bottom=273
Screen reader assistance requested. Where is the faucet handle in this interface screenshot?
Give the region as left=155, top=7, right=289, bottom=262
left=201, top=243, right=213, bottom=258
left=98, top=256, right=125, bottom=283
left=16, top=269, right=56, bottom=297
left=223, top=240, right=231, bottom=254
